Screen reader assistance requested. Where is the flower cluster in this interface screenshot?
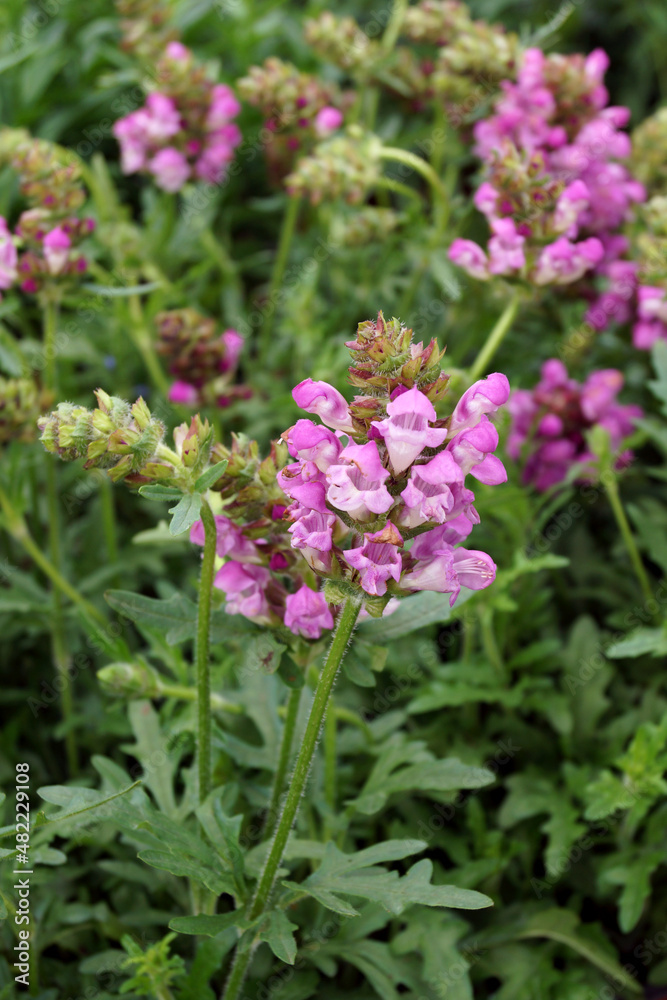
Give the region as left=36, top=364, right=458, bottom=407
left=0, top=135, right=94, bottom=296
left=237, top=58, right=345, bottom=180
left=507, top=359, right=641, bottom=492
left=113, top=42, right=241, bottom=191
left=116, top=0, right=174, bottom=63
left=449, top=48, right=644, bottom=287
left=155, top=309, right=249, bottom=408
left=0, top=377, right=49, bottom=446
left=285, top=127, right=383, bottom=205
left=279, top=313, right=509, bottom=609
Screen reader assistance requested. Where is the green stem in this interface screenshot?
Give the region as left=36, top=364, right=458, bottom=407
left=128, top=295, right=170, bottom=396
left=159, top=684, right=243, bottom=714
left=43, top=299, right=77, bottom=775
left=196, top=500, right=217, bottom=803
left=323, top=704, right=336, bottom=841
left=605, top=475, right=654, bottom=607
left=0, top=485, right=111, bottom=635
left=100, top=477, right=119, bottom=574
left=467, top=289, right=521, bottom=384
left=222, top=599, right=361, bottom=1000
left=380, top=0, right=408, bottom=54
left=258, top=196, right=300, bottom=362
left=379, top=147, right=448, bottom=233
left=266, top=687, right=301, bottom=836
left=375, top=176, right=423, bottom=207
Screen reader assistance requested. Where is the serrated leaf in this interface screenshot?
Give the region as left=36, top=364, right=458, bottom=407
left=105, top=590, right=198, bottom=644
left=169, top=493, right=203, bottom=535
left=138, top=850, right=236, bottom=896
left=243, top=634, right=286, bottom=674
left=603, top=850, right=663, bottom=933
left=195, top=790, right=246, bottom=901
left=283, top=841, right=492, bottom=916
left=194, top=460, right=229, bottom=493
left=259, top=910, right=299, bottom=965
left=583, top=771, right=637, bottom=820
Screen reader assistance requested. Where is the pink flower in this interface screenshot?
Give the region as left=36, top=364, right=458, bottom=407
left=286, top=419, right=342, bottom=471
left=402, top=524, right=496, bottom=605
left=284, top=585, right=334, bottom=638
left=344, top=524, right=404, bottom=596
left=448, top=373, right=510, bottom=436
left=448, top=239, right=489, bottom=280
left=446, top=418, right=508, bottom=484
left=165, top=41, right=190, bottom=62
left=374, top=386, right=448, bottom=473
left=144, top=93, right=182, bottom=141
left=43, top=226, right=71, bottom=276
left=314, top=106, right=343, bottom=136
left=168, top=380, right=199, bottom=405
left=327, top=440, right=394, bottom=520
left=207, top=85, right=241, bottom=130
left=532, top=236, right=603, bottom=285
left=149, top=147, right=191, bottom=192
left=488, top=218, right=525, bottom=275
left=214, top=562, right=271, bottom=619
left=292, top=378, right=355, bottom=432
left=220, top=329, right=243, bottom=371
left=0, top=218, right=18, bottom=292
left=473, top=182, right=499, bottom=219
left=553, top=180, right=589, bottom=236
left=398, top=450, right=463, bottom=528
left=190, top=515, right=258, bottom=561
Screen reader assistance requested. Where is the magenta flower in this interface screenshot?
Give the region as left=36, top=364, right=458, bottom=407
left=149, top=148, right=191, bottom=192
left=448, top=239, right=489, bottom=280
left=190, top=514, right=258, bottom=561
left=168, top=381, right=199, bottom=406
left=314, top=106, right=343, bottom=136
left=402, top=522, right=496, bottom=605
left=374, top=386, right=448, bottom=474
left=448, top=373, right=510, bottom=436
left=633, top=286, right=667, bottom=349
left=344, top=524, right=403, bottom=596
left=288, top=507, right=336, bottom=574
left=207, top=85, right=241, bottom=130
left=0, top=218, right=18, bottom=293
left=284, top=585, right=334, bottom=639
left=43, top=226, right=71, bottom=276
left=487, top=219, right=526, bottom=275
left=292, top=378, right=355, bottom=432
left=398, top=450, right=463, bottom=528
left=214, top=562, right=271, bottom=619
left=553, top=180, right=590, bottom=236
left=220, top=329, right=244, bottom=372
left=532, top=236, right=604, bottom=285
left=446, top=419, right=508, bottom=484
left=327, top=440, right=393, bottom=520
left=286, top=419, right=342, bottom=472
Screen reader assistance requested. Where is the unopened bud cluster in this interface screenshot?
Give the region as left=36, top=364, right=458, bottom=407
left=237, top=57, right=345, bottom=179
left=286, top=127, right=383, bottom=205
left=0, top=133, right=94, bottom=297
left=156, top=308, right=249, bottom=408
left=0, top=377, right=49, bottom=446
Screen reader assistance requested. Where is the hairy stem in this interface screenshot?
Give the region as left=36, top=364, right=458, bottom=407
left=221, top=599, right=361, bottom=1000
left=379, top=147, right=448, bottom=233
left=196, top=500, right=218, bottom=803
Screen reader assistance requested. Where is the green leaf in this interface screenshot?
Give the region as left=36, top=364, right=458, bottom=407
left=105, top=590, right=198, bottom=645
left=168, top=493, right=203, bottom=535
left=259, top=910, right=299, bottom=965
left=518, top=908, right=642, bottom=993
left=583, top=771, right=638, bottom=820
left=603, top=850, right=663, bottom=933
left=138, top=484, right=184, bottom=502
left=195, top=790, right=246, bottom=901
left=283, top=841, right=492, bottom=916
left=243, top=634, right=287, bottom=675
left=169, top=913, right=247, bottom=938
left=359, top=589, right=474, bottom=640
left=194, top=460, right=229, bottom=493
left=82, top=281, right=164, bottom=297
left=649, top=340, right=667, bottom=417
left=606, top=627, right=667, bottom=659
left=122, top=702, right=178, bottom=817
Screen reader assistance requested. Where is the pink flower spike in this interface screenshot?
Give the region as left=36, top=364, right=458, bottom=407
left=374, top=385, right=447, bottom=474
left=326, top=440, right=393, bottom=520
left=448, top=238, right=489, bottom=280
left=446, top=418, right=507, bottom=484
left=214, top=562, right=271, bottom=619
left=448, top=373, right=510, bottom=436
left=344, top=524, right=404, bottom=597
left=148, top=148, right=191, bottom=193
left=284, top=585, right=334, bottom=639
left=488, top=218, right=525, bottom=275
left=314, top=106, right=343, bottom=136
left=292, top=378, right=355, bottom=432
left=168, top=380, right=199, bottom=406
